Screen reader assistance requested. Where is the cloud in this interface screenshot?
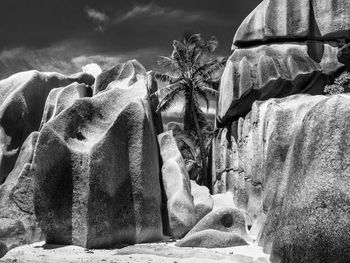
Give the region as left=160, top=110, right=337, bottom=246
left=113, top=3, right=209, bottom=24
left=85, top=7, right=109, bottom=23
left=0, top=40, right=167, bottom=79
left=82, top=63, right=102, bottom=78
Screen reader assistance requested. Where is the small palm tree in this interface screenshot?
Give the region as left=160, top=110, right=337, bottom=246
left=152, top=33, right=227, bottom=186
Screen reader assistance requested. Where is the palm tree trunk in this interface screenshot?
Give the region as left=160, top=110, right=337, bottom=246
left=189, top=93, right=208, bottom=186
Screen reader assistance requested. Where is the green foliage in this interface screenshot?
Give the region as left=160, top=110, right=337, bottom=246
left=324, top=71, right=350, bottom=95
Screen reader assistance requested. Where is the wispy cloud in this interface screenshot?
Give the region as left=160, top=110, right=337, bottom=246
left=0, top=41, right=166, bottom=79
left=114, top=3, right=208, bottom=24
left=85, top=7, right=110, bottom=31
left=85, top=7, right=109, bottom=23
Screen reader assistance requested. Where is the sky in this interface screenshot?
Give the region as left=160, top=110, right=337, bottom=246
left=0, top=0, right=261, bottom=79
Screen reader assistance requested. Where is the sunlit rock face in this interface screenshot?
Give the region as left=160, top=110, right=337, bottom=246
left=93, top=60, right=147, bottom=95
left=215, top=94, right=350, bottom=262
left=33, top=60, right=163, bottom=248
left=233, top=0, right=350, bottom=47
left=218, top=0, right=350, bottom=126
left=158, top=131, right=197, bottom=239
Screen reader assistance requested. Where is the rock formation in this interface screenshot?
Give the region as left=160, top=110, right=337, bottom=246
left=33, top=60, right=163, bottom=248
left=214, top=94, right=350, bottom=261
left=0, top=71, right=94, bottom=184
left=233, top=0, right=350, bottom=47
left=190, top=180, right=213, bottom=222
left=176, top=229, right=248, bottom=248
left=158, top=131, right=196, bottom=238
left=217, top=0, right=350, bottom=126
left=0, top=132, right=41, bottom=257
left=177, top=207, right=250, bottom=248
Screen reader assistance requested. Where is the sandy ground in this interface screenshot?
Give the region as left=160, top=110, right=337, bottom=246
left=0, top=241, right=270, bottom=263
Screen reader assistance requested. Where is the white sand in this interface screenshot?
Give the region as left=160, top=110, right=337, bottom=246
left=0, top=241, right=270, bottom=263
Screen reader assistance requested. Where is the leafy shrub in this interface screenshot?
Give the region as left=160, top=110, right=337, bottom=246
left=324, top=71, right=350, bottom=95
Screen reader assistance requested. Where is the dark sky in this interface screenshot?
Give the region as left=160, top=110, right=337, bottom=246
left=0, top=0, right=261, bottom=78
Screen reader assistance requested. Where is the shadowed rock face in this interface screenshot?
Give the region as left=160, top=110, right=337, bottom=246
left=218, top=94, right=350, bottom=262
left=0, top=71, right=94, bottom=184
left=33, top=61, right=163, bottom=248
left=233, top=0, right=350, bottom=47
left=0, top=132, right=41, bottom=257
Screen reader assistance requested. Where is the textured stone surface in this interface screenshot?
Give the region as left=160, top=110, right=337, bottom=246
left=225, top=93, right=350, bottom=262
left=190, top=181, right=213, bottom=222
left=39, top=82, right=92, bottom=129
left=233, top=0, right=350, bottom=47
left=93, top=60, right=146, bottom=95
left=217, top=43, right=343, bottom=125
left=33, top=61, right=163, bottom=248
left=158, top=131, right=196, bottom=238
left=0, top=132, right=41, bottom=257
left=0, top=70, right=94, bottom=184
left=176, top=229, right=248, bottom=248
left=186, top=207, right=250, bottom=241
left=337, top=43, right=350, bottom=65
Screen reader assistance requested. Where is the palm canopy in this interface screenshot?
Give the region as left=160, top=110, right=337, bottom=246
left=151, top=33, right=227, bottom=131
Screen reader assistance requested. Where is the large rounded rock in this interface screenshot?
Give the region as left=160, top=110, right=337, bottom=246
left=176, top=229, right=248, bottom=248
left=33, top=60, right=163, bottom=248
left=234, top=0, right=350, bottom=47
left=186, top=207, right=250, bottom=241
left=224, top=93, right=350, bottom=261
left=218, top=43, right=343, bottom=125
left=264, top=95, right=350, bottom=262
left=157, top=131, right=196, bottom=238
left=190, top=181, right=213, bottom=222
left=0, top=70, right=94, bottom=184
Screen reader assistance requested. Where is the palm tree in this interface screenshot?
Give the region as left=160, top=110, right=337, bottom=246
left=152, top=33, right=227, bottom=186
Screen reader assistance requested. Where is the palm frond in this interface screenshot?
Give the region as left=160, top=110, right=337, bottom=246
left=195, top=87, right=210, bottom=112
left=157, top=56, right=181, bottom=74
left=152, top=72, right=180, bottom=84
left=206, top=36, right=219, bottom=52
left=156, top=86, right=184, bottom=113
left=172, top=40, right=189, bottom=71
left=151, top=83, right=183, bottom=98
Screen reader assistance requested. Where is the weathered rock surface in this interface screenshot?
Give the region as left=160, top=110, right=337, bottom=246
left=176, top=229, right=248, bottom=248
left=186, top=207, right=250, bottom=241
left=190, top=181, right=213, bottom=222
left=39, top=82, right=92, bottom=129
left=218, top=43, right=343, bottom=125
left=211, top=127, right=240, bottom=193
left=158, top=131, right=196, bottom=238
left=221, top=93, right=350, bottom=262
left=0, top=132, right=41, bottom=257
left=93, top=60, right=146, bottom=95
left=32, top=60, right=163, bottom=248
left=233, top=0, right=350, bottom=47
left=337, top=43, right=350, bottom=66
left=0, top=70, right=94, bottom=184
